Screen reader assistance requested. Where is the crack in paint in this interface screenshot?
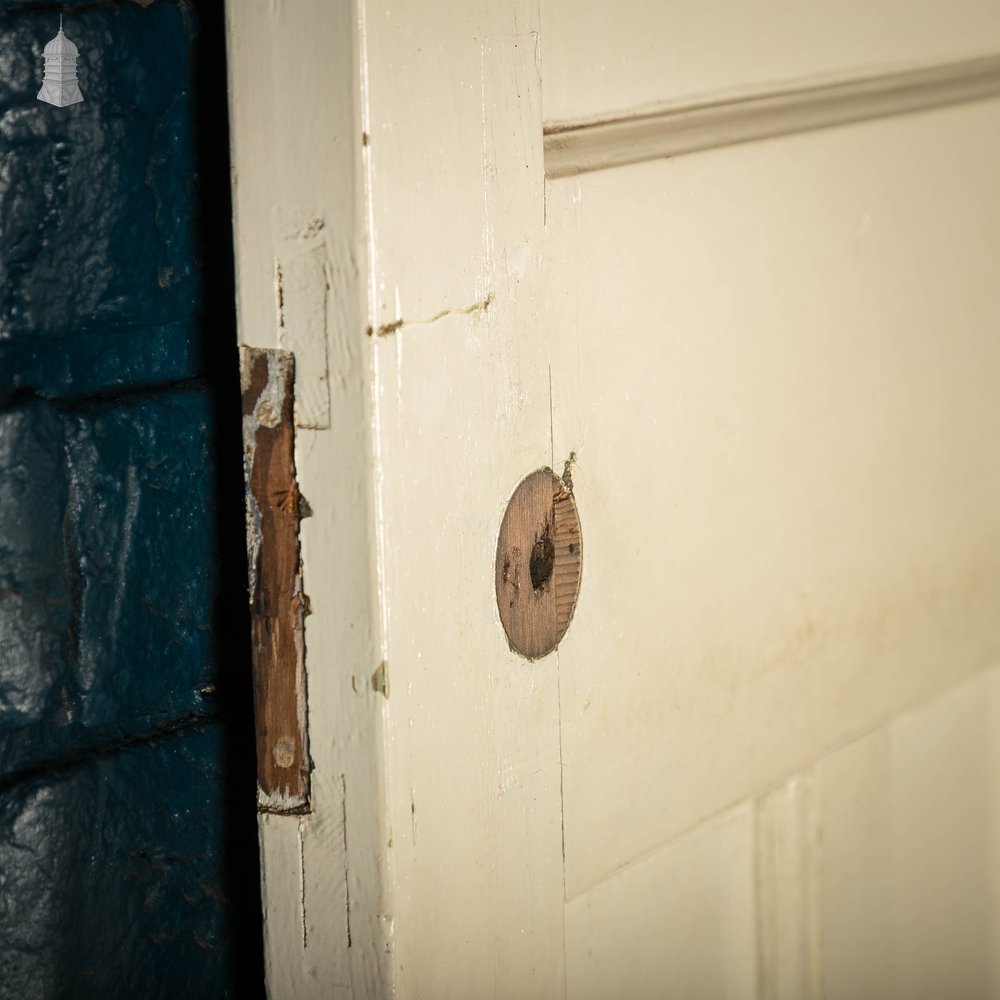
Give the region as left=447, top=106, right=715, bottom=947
left=341, top=774, right=352, bottom=949
left=299, top=817, right=308, bottom=949
left=373, top=292, right=494, bottom=336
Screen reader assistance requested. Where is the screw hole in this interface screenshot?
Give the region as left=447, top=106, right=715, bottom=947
left=529, top=525, right=555, bottom=591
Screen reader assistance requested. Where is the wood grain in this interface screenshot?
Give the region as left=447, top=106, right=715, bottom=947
left=496, top=469, right=583, bottom=660
left=240, top=346, right=311, bottom=813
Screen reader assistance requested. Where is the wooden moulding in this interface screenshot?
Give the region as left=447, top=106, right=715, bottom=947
left=496, top=468, right=583, bottom=660
left=544, top=53, right=1000, bottom=179
left=240, top=346, right=311, bottom=814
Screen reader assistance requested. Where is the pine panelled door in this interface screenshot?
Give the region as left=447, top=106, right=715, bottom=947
left=228, top=2, right=1000, bottom=998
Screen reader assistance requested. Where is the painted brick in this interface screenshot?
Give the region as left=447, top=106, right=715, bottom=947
left=0, top=2, right=261, bottom=994
left=0, top=725, right=232, bottom=1000
left=62, top=387, right=218, bottom=728
left=0, top=403, right=72, bottom=731
left=0, top=386, right=220, bottom=776
left=0, top=4, right=202, bottom=400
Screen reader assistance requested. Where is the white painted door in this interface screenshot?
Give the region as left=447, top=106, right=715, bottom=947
left=226, top=2, right=1000, bottom=997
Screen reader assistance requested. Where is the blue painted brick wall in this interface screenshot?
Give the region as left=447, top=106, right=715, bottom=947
left=0, top=3, right=261, bottom=997
left=1, top=728, right=230, bottom=999
left=0, top=2, right=202, bottom=401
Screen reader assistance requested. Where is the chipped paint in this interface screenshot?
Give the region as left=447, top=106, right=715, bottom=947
left=241, top=350, right=290, bottom=604
left=371, top=661, right=389, bottom=698
left=240, top=346, right=311, bottom=814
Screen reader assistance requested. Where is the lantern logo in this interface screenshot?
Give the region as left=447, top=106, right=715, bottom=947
left=37, top=17, right=83, bottom=108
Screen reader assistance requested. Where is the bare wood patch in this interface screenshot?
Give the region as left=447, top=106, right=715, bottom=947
left=240, top=346, right=311, bottom=813
left=496, top=468, right=583, bottom=660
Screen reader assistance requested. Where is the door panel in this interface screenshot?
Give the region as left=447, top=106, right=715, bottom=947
left=545, top=98, right=1000, bottom=898
left=566, top=803, right=757, bottom=1000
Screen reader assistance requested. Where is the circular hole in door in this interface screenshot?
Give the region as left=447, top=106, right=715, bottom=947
left=495, top=468, right=582, bottom=660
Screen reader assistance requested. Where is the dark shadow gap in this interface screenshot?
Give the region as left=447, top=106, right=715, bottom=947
left=190, top=2, right=267, bottom=996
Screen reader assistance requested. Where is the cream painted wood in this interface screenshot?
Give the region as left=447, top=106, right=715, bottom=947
left=362, top=4, right=567, bottom=995
left=547, top=97, right=1000, bottom=902
left=814, top=730, right=894, bottom=999
left=226, top=2, right=390, bottom=997
left=816, top=665, right=1000, bottom=998
left=544, top=54, right=1000, bottom=179
left=755, top=777, right=821, bottom=1000
left=228, top=1, right=566, bottom=997
left=567, top=666, right=1000, bottom=996
left=565, top=803, right=757, bottom=1000
left=541, top=0, right=1000, bottom=124
left=226, top=1, right=1000, bottom=997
